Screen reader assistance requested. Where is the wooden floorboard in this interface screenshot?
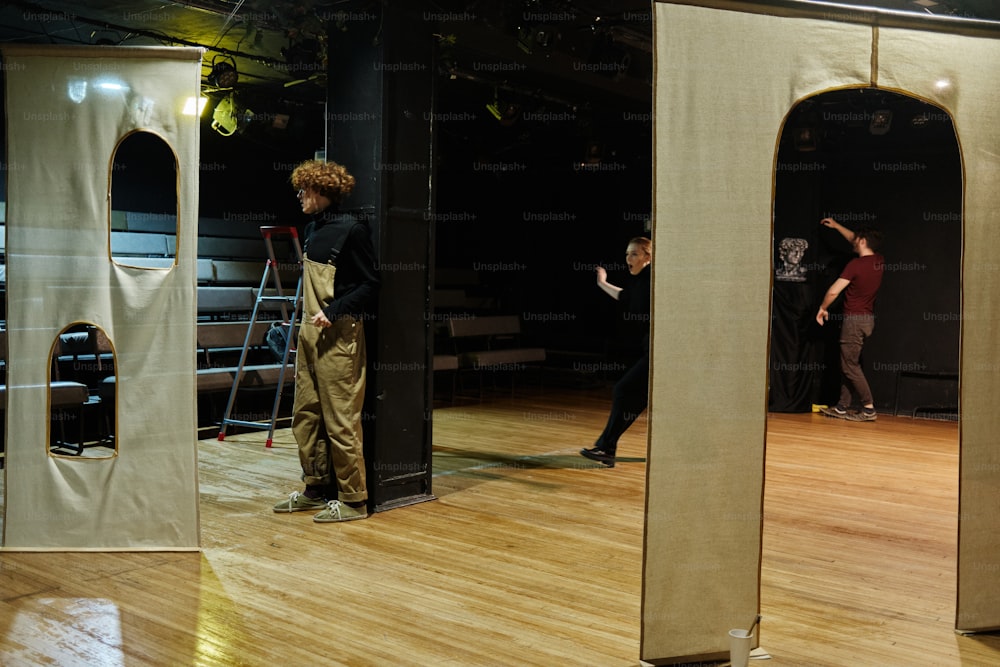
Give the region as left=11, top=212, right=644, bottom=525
left=1, top=387, right=999, bottom=666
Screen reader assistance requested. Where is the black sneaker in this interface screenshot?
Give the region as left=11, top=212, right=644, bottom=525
left=846, top=408, right=877, bottom=422
left=580, top=447, right=616, bottom=468
left=819, top=405, right=850, bottom=419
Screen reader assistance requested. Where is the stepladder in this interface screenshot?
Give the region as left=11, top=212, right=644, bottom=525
left=217, top=226, right=303, bottom=447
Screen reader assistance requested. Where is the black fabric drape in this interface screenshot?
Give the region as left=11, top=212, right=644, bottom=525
left=769, top=280, right=822, bottom=412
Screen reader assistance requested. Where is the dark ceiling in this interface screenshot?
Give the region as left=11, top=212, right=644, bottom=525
left=0, top=0, right=347, bottom=102
left=781, top=86, right=959, bottom=156
left=0, top=1, right=656, bottom=104
left=0, top=0, right=995, bottom=149
left=0, top=1, right=998, bottom=108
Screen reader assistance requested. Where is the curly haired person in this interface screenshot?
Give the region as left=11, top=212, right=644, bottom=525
left=273, top=159, right=380, bottom=521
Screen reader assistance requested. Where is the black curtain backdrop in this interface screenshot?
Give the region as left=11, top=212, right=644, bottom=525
left=770, top=89, right=961, bottom=414
left=770, top=280, right=825, bottom=412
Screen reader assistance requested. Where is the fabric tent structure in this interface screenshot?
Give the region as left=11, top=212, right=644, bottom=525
left=1, top=45, right=202, bottom=550
left=645, top=0, right=1000, bottom=662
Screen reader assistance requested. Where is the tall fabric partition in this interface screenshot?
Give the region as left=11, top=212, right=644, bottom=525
left=646, top=1, right=1000, bottom=662
left=1, top=45, right=202, bottom=550
left=874, top=24, right=1000, bottom=636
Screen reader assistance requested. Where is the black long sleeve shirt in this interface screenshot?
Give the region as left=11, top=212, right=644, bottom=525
left=618, top=264, right=651, bottom=352
left=303, top=209, right=380, bottom=320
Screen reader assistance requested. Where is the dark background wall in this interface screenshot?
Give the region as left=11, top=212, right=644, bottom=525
left=433, top=74, right=652, bottom=359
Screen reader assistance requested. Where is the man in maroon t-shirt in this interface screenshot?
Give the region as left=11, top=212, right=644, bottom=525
left=815, top=217, right=884, bottom=422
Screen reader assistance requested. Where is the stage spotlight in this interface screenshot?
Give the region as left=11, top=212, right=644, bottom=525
left=499, top=103, right=520, bottom=126
left=207, top=56, right=238, bottom=88
left=516, top=25, right=554, bottom=54
left=486, top=97, right=520, bottom=126
left=211, top=93, right=252, bottom=136
left=484, top=83, right=524, bottom=126
left=516, top=26, right=534, bottom=54
left=870, top=109, right=892, bottom=135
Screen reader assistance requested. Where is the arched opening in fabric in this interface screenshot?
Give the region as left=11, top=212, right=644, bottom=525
left=770, top=87, right=961, bottom=416
left=48, top=322, right=117, bottom=459
left=109, top=130, right=179, bottom=267
left=763, top=84, right=963, bottom=641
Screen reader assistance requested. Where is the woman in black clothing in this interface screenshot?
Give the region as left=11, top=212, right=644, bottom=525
left=580, top=237, right=652, bottom=468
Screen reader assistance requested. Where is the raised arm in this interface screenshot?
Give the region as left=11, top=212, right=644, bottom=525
left=596, top=266, right=622, bottom=300
left=820, top=217, right=855, bottom=243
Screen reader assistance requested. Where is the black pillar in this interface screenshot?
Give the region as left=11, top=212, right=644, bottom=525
left=326, top=4, right=435, bottom=511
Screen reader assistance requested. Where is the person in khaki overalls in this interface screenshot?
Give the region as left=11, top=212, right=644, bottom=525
left=272, top=160, right=379, bottom=522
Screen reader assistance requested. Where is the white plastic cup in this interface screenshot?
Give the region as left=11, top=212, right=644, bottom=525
left=728, top=628, right=753, bottom=667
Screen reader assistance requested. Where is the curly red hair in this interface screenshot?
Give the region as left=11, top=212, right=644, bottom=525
left=291, top=159, right=356, bottom=204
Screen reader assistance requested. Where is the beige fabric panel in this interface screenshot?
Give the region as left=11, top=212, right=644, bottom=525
left=645, top=3, right=873, bottom=661
left=2, top=46, right=202, bottom=549
left=877, top=28, right=1000, bottom=633
left=648, top=1, right=1000, bottom=659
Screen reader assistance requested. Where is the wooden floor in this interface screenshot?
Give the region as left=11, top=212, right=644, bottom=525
left=1, top=386, right=999, bottom=666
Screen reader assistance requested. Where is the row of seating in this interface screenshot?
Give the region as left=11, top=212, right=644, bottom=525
left=0, top=224, right=299, bottom=289
left=0, top=222, right=294, bottom=262
left=432, top=268, right=626, bottom=396
left=433, top=314, right=547, bottom=402
left=115, top=257, right=298, bottom=287
left=432, top=267, right=554, bottom=401
left=0, top=232, right=556, bottom=433
left=195, top=321, right=294, bottom=393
